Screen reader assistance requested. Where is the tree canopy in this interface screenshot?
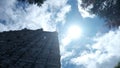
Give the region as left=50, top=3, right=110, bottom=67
left=27, top=0, right=46, bottom=6
left=81, top=0, right=120, bottom=28
left=115, top=62, right=120, bottom=68
left=18, top=0, right=46, bottom=6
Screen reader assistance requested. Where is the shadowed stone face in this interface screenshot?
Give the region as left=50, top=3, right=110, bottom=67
left=0, top=29, right=60, bottom=68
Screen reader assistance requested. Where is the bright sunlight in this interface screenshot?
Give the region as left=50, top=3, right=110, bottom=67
left=67, top=25, right=82, bottom=39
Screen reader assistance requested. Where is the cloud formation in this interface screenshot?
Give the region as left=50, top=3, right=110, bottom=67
left=77, top=0, right=95, bottom=18
left=71, top=27, right=120, bottom=68
left=0, top=0, right=71, bottom=32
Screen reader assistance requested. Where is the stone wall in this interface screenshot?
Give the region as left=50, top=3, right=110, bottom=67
left=0, top=29, right=60, bottom=68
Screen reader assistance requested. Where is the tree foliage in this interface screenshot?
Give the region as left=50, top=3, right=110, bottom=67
left=18, top=0, right=46, bottom=6
left=115, top=62, right=120, bottom=68
left=27, top=0, right=46, bottom=6
left=81, top=0, right=120, bottom=28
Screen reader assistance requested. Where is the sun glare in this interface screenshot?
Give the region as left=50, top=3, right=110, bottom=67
left=62, top=25, right=82, bottom=46
left=67, top=25, right=82, bottom=39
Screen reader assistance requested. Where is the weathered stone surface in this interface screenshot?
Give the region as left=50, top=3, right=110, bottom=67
left=0, top=29, right=60, bottom=68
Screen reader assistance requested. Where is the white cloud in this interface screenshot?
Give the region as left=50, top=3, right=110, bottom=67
left=71, top=27, right=120, bottom=68
left=61, top=50, right=74, bottom=60
left=77, top=0, right=95, bottom=18
left=0, top=0, right=71, bottom=32
left=56, top=5, right=71, bottom=24
left=46, top=0, right=67, bottom=8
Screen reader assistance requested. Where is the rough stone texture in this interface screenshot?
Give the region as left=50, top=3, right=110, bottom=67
left=0, top=29, right=60, bottom=68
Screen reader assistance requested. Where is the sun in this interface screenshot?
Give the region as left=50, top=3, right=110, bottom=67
left=61, top=25, right=82, bottom=46
left=67, top=25, right=82, bottom=39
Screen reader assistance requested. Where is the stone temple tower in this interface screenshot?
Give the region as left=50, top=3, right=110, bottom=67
left=0, top=29, right=61, bottom=68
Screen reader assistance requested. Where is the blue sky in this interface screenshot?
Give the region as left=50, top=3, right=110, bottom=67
left=59, top=0, right=106, bottom=68
left=0, top=0, right=120, bottom=68
left=59, top=0, right=106, bottom=36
